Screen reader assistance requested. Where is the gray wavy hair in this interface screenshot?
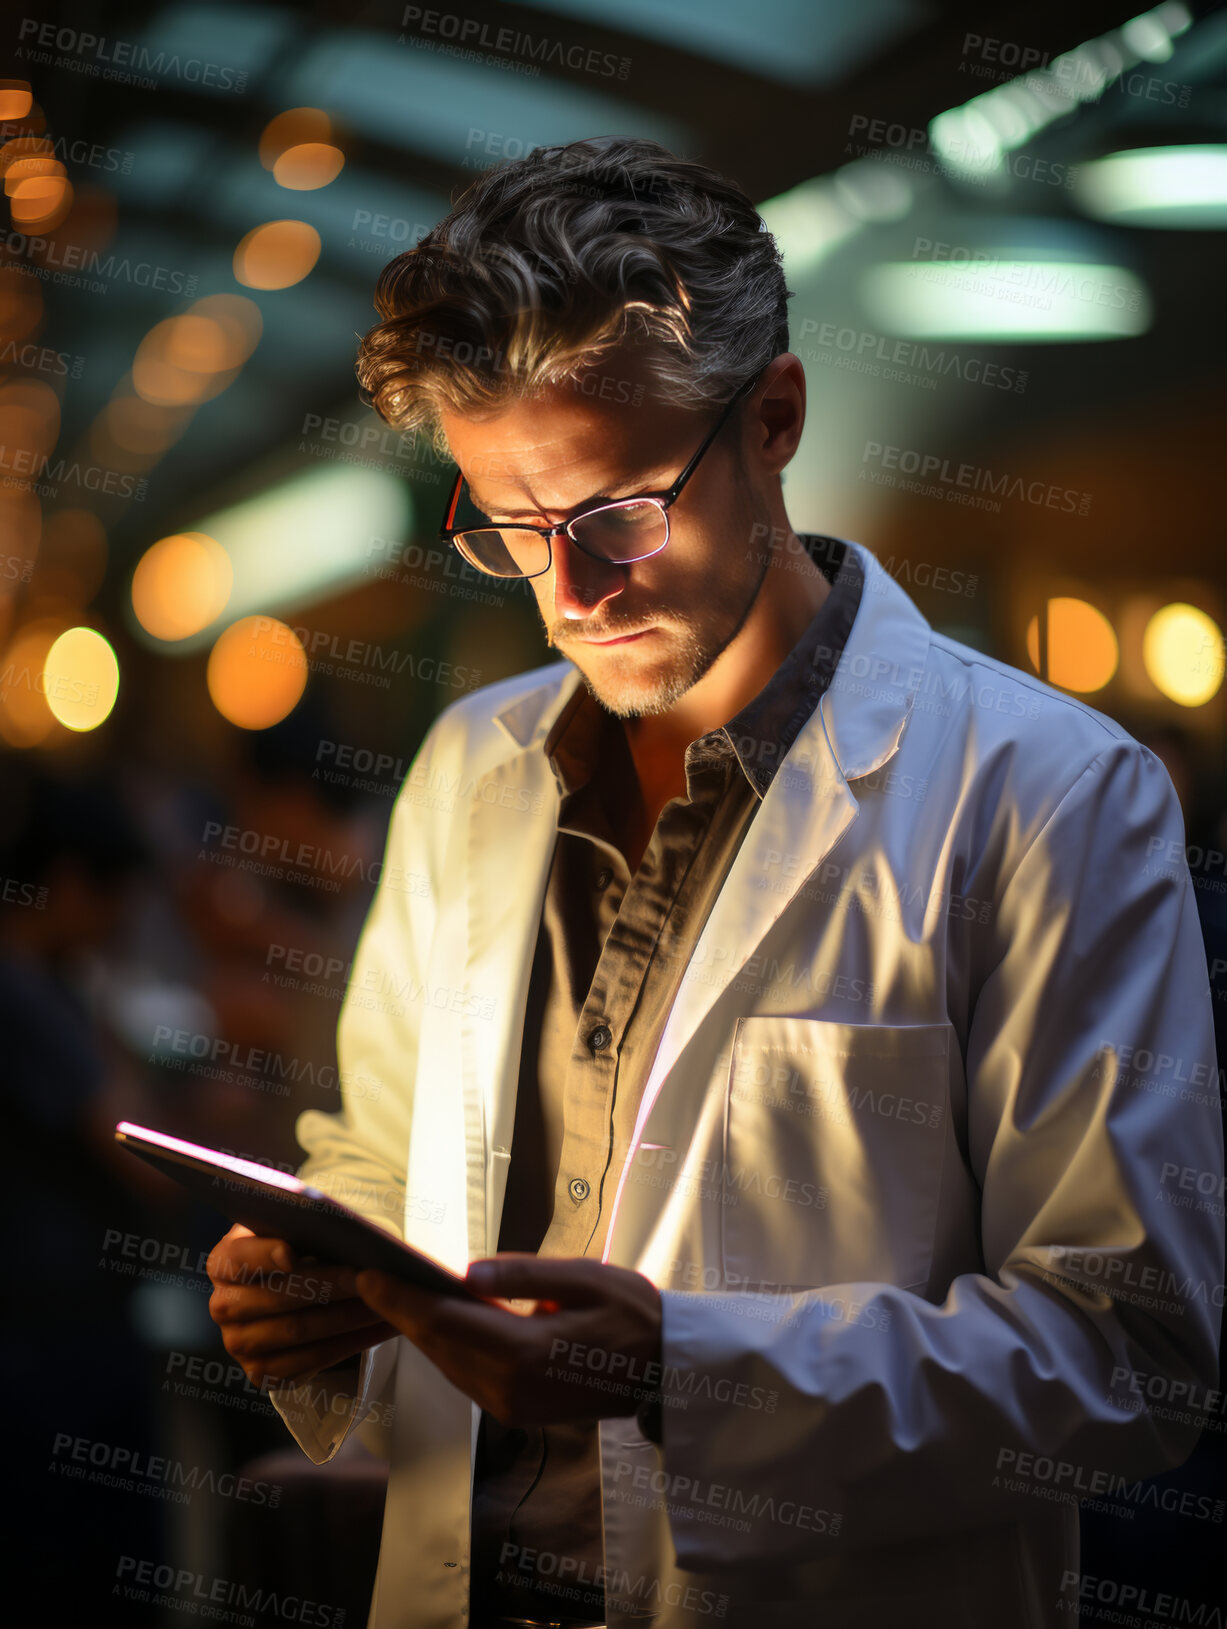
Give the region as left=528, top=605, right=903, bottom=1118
left=355, top=135, right=793, bottom=461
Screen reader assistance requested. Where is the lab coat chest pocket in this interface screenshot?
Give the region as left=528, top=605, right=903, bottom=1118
left=721, top=1017, right=952, bottom=1294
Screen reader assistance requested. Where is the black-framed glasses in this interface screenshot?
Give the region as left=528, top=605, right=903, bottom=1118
left=437, top=370, right=761, bottom=581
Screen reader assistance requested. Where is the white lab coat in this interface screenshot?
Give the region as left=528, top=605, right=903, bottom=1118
left=271, top=540, right=1223, bottom=1629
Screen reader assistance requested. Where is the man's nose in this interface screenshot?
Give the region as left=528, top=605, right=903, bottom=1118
left=550, top=530, right=624, bottom=619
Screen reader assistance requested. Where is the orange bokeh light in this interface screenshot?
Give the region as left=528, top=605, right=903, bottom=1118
left=233, top=219, right=321, bottom=290
left=259, top=108, right=333, bottom=171
left=0, top=81, right=33, bottom=121
left=272, top=142, right=345, bottom=190
left=207, top=615, right=308, bottom=729
left=11, top=174, right=74, bottom=232
left=1026, top=598, right=1119, bottom=693
left=131, top=295, right=263, bottom=407
left=0, top=617, right=67, bottom=745
left=0, top=378, right=61, bottom=462
left=132, top=531, right=233, bottom=641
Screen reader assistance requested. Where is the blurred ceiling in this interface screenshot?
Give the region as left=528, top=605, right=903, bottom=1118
left=8, top=0, right=1227, bottom=587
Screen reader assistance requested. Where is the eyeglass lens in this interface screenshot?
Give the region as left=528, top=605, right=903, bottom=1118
left=453, top=493, right=667, bottom=579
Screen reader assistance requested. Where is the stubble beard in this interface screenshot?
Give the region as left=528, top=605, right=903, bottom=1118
left=547, top=541, right=773, bottom=719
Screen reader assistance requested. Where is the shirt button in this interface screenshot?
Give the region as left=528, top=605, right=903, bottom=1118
left=569, top=1177, right=590, bottom=1202
left=595, top=867, right=613, bottom=890
left=589, top=1023, right=613, bottom=1052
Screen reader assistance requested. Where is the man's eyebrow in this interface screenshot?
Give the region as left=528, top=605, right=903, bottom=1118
left=467, top=476, right=661, bottom=520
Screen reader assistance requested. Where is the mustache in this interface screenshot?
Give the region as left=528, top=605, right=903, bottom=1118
left=551, top=617, right=666, bottom=643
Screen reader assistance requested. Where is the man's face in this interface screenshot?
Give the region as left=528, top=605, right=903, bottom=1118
left=439, top=352, right=771, bottom=718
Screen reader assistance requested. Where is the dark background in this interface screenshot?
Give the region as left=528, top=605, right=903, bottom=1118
left=3, top=0, right=1225, bottom=1622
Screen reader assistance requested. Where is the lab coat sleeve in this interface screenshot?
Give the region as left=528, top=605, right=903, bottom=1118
left=656, top=738, right=1224, bottom=1566
left=268, top=721, right=446, bottom=1465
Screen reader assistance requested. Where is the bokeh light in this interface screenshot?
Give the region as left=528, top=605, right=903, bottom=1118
left=1143, top=603, right=1225, bottom=706
left=94, top=393, right=194, bottom=461
left=131, top=295, right=263, bottom=406
left=132, top=532, right=234, bottom=641
left=0, top=81, right=33, bottom=120
left=207, top=615, right=308, bottom=729
left=4, top=139, right=73, bottom=232
left=259, top=107, right=333, bottom=170
left=273, top=142, right=345, bottom=190
left=0, top=617, right=66, bottom=745
left=233, top=220, right=321, bottom=289
left=42, top=626, right=120, bottom=731
left=0, top=378, right=61, bottom=462
left=0, top=485, right=41, bottom=579
left=1026, top=598, right=1119, bottom=693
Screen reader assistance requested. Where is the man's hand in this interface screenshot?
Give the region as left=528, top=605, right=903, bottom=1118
left=354, top=1253, right=662, bottom=1427
left=206, top=1224, right=398, bottom=1387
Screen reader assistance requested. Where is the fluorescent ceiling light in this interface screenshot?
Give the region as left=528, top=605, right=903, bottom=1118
left=1075, top=146, right=1227, bottom=227
left=758, top=177, right=863, bottom=278
left=860, top=259, right=1151, bottom=340
left=929, top=1, right=1193, bottom=181
left=129, top=462, right=413, bottom=654
left=518, top=0, right=928, bottom=88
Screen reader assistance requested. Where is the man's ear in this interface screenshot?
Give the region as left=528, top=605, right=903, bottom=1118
left=750, top=353, right=806, bottom=477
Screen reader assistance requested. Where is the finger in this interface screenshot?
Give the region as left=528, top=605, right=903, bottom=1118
left=221, top=1298, right=395, bottom=1360
left=209, top=1244, right=361, bottom=1305
left=464, top=1255, right=610, bottom=1307
left=209, top=1271, right=367, bottom=1320
left=356, top=1269, right=519, bottom=1338
left=241, top=1322, right=400, bottom=1386
left=206, top=1229, right=295, bottom=1284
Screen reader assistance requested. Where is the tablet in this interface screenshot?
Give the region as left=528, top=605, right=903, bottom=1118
left=114, top=1121, right=474, bottom=1298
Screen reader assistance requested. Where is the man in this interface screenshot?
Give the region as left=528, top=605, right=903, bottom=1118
left=207, top=136, right=1223, bottom=1629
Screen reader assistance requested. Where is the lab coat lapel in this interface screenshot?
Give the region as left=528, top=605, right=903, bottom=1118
left=460, top=665, right=580, bottom=1255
